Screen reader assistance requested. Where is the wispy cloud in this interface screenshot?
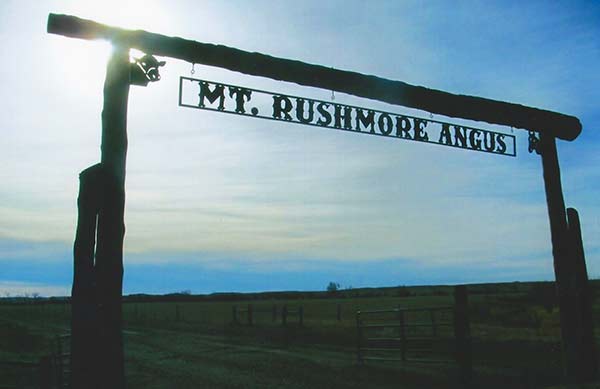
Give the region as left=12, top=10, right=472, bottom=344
left=0, top=1, right=598, bottom=293
left=0, top=281, right=70, bottom=298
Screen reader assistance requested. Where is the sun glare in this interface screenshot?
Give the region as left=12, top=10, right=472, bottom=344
left=53, top=1, right=174, bottom=97
left=64, top=0, right=173, bottom=32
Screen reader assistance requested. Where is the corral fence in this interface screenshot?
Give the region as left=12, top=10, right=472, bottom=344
left=0, top=359, right=48, bottom=389
left=356, top=285, right=471, bottom=384
left=55, top=333, right=71, bottom=388
left=130, top=303, right=184, bottom=323
left=232, top=304, right=304, bottom=326
left=0, top=333, right=70, bottom=389
left=281, top=305, right=304, bottom=327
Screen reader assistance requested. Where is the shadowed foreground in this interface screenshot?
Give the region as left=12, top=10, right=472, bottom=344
left=2, top=282, right=599, bottom=388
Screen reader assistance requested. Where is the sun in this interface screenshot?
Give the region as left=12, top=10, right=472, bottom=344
left=50, top=0, right=173, bottom=97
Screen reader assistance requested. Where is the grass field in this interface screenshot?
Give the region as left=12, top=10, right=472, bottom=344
left=1, top=281, right=598, bottom=388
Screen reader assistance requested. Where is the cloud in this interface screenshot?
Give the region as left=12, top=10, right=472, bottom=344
left=0, top=231, right=562, bottom=296
left=0, top=0, right=598, bottom=294
left=0, top=281, right=70, bottom=298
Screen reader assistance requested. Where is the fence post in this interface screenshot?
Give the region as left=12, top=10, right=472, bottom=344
left=175, top=305, right=180, bottom=322
left=247, top=304, right=253, bottom=326
left=454, top=285, right=472, bottom=387
left=232, top=306, right=237, bottom=324
left=282, top=305, right=288, bottom=326
left=39, top=356, right=52, bottom=389
left=299, top=306, right=304, bottom=326
left=430, top=309, right=437, bottom=338
left=337, top=304, right=342, bottom=321
left=272, top=304, right=277, bottom=322
left=398, top=307, right=406, bottom=362
left=566, top=208, right=598, bottom=381
left=356, top=311, right=363, bottom=364
left=56, top=335, right=63, bottom=389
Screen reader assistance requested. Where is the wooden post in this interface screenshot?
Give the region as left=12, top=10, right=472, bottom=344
left=430, top=309, right=437, bottom=338
left=399, top=308, right=407, bottom=362
left=356, top=311, right=363, bottom=364
left=539, top=133, right=590, bottom=383
left=57, top=335, right=64, bottom=389
left=94, top=46, right=129, bottom=389
left=282, top=305, right=288, bottom=326
left=453, top=285, right=472, bottom=387
left=39, top=356, right=52, bottom=389
left=566, top=208, right=597, bottom=381
left=71, top=47, right=130, bottom=389
left=71, top=164, right=102, bottom=388
left=247, top=304, right=253, bottom=326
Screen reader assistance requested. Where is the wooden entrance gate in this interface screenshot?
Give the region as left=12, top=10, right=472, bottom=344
left=46, top=12, right=596, bottom=387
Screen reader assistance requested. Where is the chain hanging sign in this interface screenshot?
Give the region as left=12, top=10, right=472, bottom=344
left=179, top=77, right=516, bottom=157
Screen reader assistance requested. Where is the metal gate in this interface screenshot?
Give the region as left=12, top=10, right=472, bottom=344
left=356, top=306, right=455, bottom=363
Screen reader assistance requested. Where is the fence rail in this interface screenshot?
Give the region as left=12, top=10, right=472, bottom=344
left=0, top=331, right=73, bottom=389
left=55, top=333, right=71, bottom=389
left=0, top=359, right=44, bottom=389
left=356, top=306, right=455, bottom=364
left=232, top=304, right=304, bottom=326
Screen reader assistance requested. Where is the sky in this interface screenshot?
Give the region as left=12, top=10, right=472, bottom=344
left=1, top=0, right=599, bottom=296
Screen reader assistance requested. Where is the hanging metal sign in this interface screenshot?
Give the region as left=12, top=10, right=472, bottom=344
left=179, top=76, right=516, bottom=157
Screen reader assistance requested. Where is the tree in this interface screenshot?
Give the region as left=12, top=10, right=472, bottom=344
left=326, top=282, right=340, bottom=293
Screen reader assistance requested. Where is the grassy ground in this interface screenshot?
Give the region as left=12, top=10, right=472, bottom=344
left=123, top=327, right=456, bottom=389
left=1, top=281, right=597, bottom=388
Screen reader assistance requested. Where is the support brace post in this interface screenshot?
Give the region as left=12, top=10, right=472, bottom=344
left=539, top=133, right=595, bottom=383
left=71, top=164, right=102, bottom=388
left=566, top=208, right=598, bottom=381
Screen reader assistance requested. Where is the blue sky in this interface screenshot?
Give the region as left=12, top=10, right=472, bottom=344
left=1, top=1, right=599, bottom=296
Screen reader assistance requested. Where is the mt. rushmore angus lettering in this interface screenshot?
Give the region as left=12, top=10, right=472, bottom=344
left=179, top=77, right=516, bottom=157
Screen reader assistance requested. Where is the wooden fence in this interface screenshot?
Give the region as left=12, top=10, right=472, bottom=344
left=55, top=333, right=71, bottom=388
left=0, top=333, right=69, bottom=389
left=232, top=304, right=303, bottom=326
left=281, top=306, right=304, bottom=327
left=0, top=359, right=47, bottom=389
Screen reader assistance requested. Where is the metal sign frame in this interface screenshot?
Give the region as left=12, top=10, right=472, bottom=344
left=179, top=77, right=517, bottom=157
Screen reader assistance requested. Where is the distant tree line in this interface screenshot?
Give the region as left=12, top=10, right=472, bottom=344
left=4, top=280, right=598, bottom=305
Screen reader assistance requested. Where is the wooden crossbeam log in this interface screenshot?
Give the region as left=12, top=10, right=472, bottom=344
left=47, top=13, right=581, bottom=141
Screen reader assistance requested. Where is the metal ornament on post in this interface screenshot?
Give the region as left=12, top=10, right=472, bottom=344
left=528, top=130, right=541, bottom=155
left=130, top=54, right=166, bottom=87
